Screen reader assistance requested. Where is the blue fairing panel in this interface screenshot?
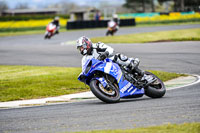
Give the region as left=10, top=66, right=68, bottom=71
left=118, top=79, right=144, bottom=98
left=90, top=61, right=122, bottom=82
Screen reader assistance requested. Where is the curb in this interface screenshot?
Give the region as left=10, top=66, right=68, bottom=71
left=164, top=75, right=200, bottom=90
left=0, top=75, right=199, bottom=109
left=0, top=91, right=95, bottom=109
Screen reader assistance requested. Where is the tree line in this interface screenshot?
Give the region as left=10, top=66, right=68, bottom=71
left=123, top=0, right=200, bottom=12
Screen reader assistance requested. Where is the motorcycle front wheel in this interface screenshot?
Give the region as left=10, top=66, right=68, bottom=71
left=90, top=79, right=120, bottom=103
left=144, top=71, right=166, bottom=98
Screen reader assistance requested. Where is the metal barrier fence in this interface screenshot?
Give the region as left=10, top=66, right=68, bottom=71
left=66, top=18, right=135, bottom=30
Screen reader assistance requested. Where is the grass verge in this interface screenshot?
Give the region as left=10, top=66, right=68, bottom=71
left=0, top=65, right=86, bottom=102
left=91, top=28, right=200, bottom=43
left=0, top=27, right=67, bottom=37
left=135, top=21, right=200, bottom=28
left=136, top=18, right=200, bottom=26
left=72, top=123, right=200, bottom=133
left=0, top=65, right=186, bottom=102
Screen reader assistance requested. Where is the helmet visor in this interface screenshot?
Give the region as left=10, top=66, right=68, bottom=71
left=77, top=46, right=81, bottom=51
left=77, top=46, right=84, bottom=52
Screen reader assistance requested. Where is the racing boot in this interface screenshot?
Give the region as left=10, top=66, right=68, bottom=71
left=130, top=59, right=156, bottom=85
left=129, top=58, right=144, bottom=77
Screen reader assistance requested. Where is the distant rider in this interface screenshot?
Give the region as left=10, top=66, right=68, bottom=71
left=112, top=14, right=120, bottom=30
left=50, top=16, right=60, bottom=34
left=76, top=36, right=144, bottom=77
left=106, top=14, right=120, bottom=36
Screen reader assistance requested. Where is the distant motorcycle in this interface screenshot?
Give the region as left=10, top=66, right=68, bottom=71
left=106, top=20, right=118, bottom=36
left=44, top=23, right=57, bottom=39
left=78, top=56, right=166, bottom=103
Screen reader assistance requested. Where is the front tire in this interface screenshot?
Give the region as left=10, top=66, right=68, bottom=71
left=144, top=71, right=166, bottom=98
left=44, top=33, right=48, bottom=39
left=90, top=79, right=120, bottom=103
left=106, top=30, right=110, bottom=36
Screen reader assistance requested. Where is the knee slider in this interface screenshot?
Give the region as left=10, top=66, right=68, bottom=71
left=118, top=54, right=128, bottom=61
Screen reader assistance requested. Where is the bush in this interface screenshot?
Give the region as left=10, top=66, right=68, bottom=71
left=0, top=14, right=70, bottom=21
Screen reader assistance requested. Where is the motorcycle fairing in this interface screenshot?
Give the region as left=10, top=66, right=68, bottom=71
left=46, top=23, right=56, bottom=32
left=78, top=57, right=144, bottom=98
left=118, top=79, right=144, bottom=98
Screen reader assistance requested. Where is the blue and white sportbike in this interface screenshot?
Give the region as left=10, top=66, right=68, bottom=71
left=78, top=56, right=166, bottom=103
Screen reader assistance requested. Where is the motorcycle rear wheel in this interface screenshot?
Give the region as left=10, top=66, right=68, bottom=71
left=90, top=79, right=120, bottom=103
left=144, top=71, right=166, bottom=98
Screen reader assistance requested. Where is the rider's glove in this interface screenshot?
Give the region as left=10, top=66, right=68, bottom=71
left=98, top=51, right=109, bottom=60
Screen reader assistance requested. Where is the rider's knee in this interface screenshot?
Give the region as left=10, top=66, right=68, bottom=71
left=114, top=53, right=130, bottom=66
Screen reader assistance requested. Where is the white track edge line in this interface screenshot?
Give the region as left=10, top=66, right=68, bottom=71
left=167, top=75, right=200, bottom=90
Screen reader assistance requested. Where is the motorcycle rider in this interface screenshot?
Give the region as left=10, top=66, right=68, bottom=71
left=112, top=14, right=120, bottom=30
left=50, top=16, right=60, bottom=34
left=106, top=14, right=120, bottom=36
left=77, top=36, right=144, bottom=78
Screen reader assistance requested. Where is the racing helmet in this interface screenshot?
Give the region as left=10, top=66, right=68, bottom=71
left=54, top=16, right=59, bottom=21
left=76, top=36, right=92, bottom=55
left=113, top=14, right=118, bottom=19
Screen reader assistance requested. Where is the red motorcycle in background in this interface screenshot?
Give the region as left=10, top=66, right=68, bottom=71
left=106, top=20, right=118, bottom=36
left=44, top=23, right=57, bottom=39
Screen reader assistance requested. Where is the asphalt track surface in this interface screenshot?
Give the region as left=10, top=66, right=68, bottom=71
left=0, top=24, right=200, bottom=67
left=0, top=24, right=200, bottom=133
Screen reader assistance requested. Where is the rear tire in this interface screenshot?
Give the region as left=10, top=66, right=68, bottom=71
left=144, top=71, right=166, bottom=98
left=90, top=79, right=120, bottom=103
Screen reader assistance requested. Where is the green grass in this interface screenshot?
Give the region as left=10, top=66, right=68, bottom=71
left=136, top=18, right=200, bottom=26
left=0, top=65, right=87, bottom=102
left=0, top=65, right=186, bottom=102
left=0, top=27, right=67, bottom=37
left=72, top=123, right=200, bottom=133
left=148, top=70, right=186, bottom=82
left=91, top=28, right=200, bottom=43
left=136, top=21, right=200, bottom=27
left=0, top=26, right=66, bottom=33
